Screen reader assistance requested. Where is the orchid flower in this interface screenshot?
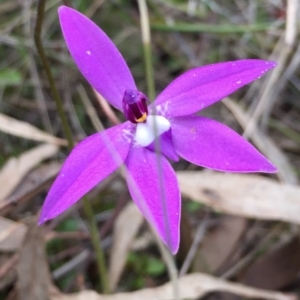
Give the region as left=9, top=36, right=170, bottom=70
left=39, top=6, right=277, bottom=254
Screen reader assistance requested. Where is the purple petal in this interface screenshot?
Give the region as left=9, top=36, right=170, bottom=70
left=39, top=122, right=134, bottom=223
left=152, top=60, right=276, bottom=117
left=58, top=6, right=136, bottom=111
left=171, top=116, right=277, bottom=172
left=125, top=147, right=181, bottom=254
left=146, top=129, right=179, bottom=161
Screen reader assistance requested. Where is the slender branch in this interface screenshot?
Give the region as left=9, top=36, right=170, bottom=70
left=34, top=0, right=73, bottom=149
left=93, top=89, right=121, bottom=126
left=179, top=215, right=209, bottom=277
left=83, top=199, right=110, bottom=294
left=137, top=0, right=156, bottom=101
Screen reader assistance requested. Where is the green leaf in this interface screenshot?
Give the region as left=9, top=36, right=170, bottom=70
left=57, top=218, right=79, bottom=232
left=145, top=257, right=165, bottom=276
left=0, top=69, right=22, bottom=86
left=185, top=201, right=203, bottom=212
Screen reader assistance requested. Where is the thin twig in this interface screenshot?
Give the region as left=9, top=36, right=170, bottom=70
left=78, top=85, right=104, bottom=132
left=223, top=97, right=298, bottom=184
left=153, top=231, right=181, bottom=300
left=52, top=249, right=90, bottom=280
left=243, top=0, right=298, bottom=138
left=86, top=0, right=105, bottom=17
left=243, top=45, right=290, bottom=139
left=179, top=216, right=209, bottom=277
left=93, top=89, right=121, bottom=126
left=0, top=253, right=19, bottom=280
left=100, top=195, right=128, bottom=238
left=221, top=223, right=284, bottom=279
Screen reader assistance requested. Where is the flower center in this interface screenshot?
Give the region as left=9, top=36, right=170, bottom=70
left=134, top=115, right=170, bottom=147
left=122, top=89, right=170, bottom=147
left=123, top=89, right=148, bottom=124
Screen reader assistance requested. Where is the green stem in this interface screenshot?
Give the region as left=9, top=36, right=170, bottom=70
left=137, top=2, right=180, bottom=300
left=83, top=198, right=110, bottom=294
left=151, top=22, right=274, bottom=34
left=137, top=0, right=155, bottom=100
left=34, top=0, right=73, bottom=149
left=143, top=43, right=155, bottom=101
left=34, top=1, right=110, bottom=293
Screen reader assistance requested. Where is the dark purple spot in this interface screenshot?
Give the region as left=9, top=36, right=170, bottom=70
left=123, top=89, right=148, bottom=123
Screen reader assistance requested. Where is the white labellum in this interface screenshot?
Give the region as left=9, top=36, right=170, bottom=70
left=134, top=115, right=170, bottom=147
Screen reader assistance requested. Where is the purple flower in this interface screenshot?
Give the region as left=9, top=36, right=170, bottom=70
left=39, top=6, right=277, bottom=254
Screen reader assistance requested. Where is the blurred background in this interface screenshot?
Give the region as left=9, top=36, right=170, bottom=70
left=0, top=0, right=300, bottom=299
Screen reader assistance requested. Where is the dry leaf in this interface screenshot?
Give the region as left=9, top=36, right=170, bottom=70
left=0, top=162, right=61, bottom=215
left=177, top=171, right=300, bottom=224
left=0, top=113, right=67, bottom=146
left=0, top=254, right=18, bottom=289
left=17, top=219, right=56, bottom=300
left=109, top=203, right=144, bottom=290
left=194, top=216, right=247, bottom=273
left=223, top=98, right=297, bottom=185
left=51, top=273, right=294, bottom=300
left=10, top=162, right=61, bottom=197
left=0, top=217, right=27, bottom=252
left=240, top=236, right=300, bottom=290
left=0, top=144, right=59, bottom=202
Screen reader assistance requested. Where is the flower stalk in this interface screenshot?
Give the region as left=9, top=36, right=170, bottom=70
left=34, top=0, right=73, bottom=150
left=137, top=0, right=156, bottom=101
left=136, top=3, right=180, bottom=298
left=34, top=1, right=110, bottom=293
left=83, top=198, right=110, bottom=294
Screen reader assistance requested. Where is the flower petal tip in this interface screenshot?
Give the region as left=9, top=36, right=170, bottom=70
left=170, top=243, right=179, bottom=255
left=163, top=232, right=179, bottom=255
left=250, top=157, right=278, bottom=174
left=161, top=227, right=180, bottom=255
left=154, top=59, right=278, bottom=117
left=233, top=162, right=278, bottom=174
left=58, top=5, right=136, bottom=111
left=38, top=207, right=59, bottom=225
left=161, top=235, right=179, bottom=255
left=125, top=147, right=181, bottom=256
left=58, top=5, right=70, bottom=16
left=37, top=214, right=49, bottom=226
left=261, top=164, right=278, bottom=174
left=264, top=60, right=277, bottom=70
